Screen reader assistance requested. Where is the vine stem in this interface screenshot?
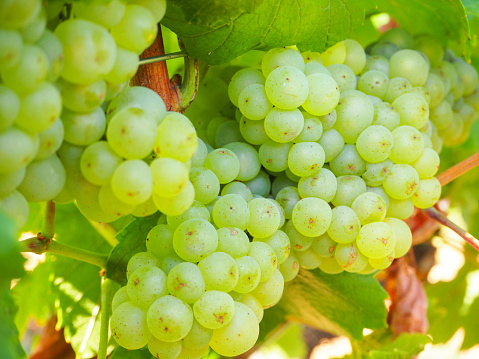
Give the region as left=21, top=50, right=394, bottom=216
left=422, top=207, right=479, bottom=251
left=98, top=278, right=114, bottom=359
left=19, top=237, right=108, bottom=268
left=138, top=51, right=187, bottom=65
left=42, top=200, right=55, bottom=240
left=436, top=152, right=479, bottom=186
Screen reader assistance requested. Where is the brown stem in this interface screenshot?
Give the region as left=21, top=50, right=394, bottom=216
left=131, top=25, right=181, bottom=111
left=422, top=207, right=479, bottom=252
left=436, top=152, right=479, bottom=186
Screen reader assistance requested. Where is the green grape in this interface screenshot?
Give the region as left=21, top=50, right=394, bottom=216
left=464, top=86, right=479, bottom=111
left=129, top=0, right=166, bottom=22
left=272, top=174, right=297, bottom=197
left=217, top=227, right=250, bottom=258
left=18, top=155, right=65, bottom=202
left=61, top=78, right=106, bottom=113
left=127, top=251, right=159, bottom=278
left=257, top=230, right=290, bottom=264
left=411, top=148, right=440, bottom=179
left=252, top=269, right=284, bottom=308
left=295, top=248, right=322, bottom=269
left=264, top=108, right=304, bottom=143
left=424, top=73, right=446, bottom=107
left=167, top=262, right=205, bottom=303
left=302, top=73, right=340, bottom=116
left=318, top=129, right=344, bottom=163
left=36, top=118, right=64, bottom=160
left=111, top=302, right=151, bottom=349
left=247, top=241, right=277, bottom=282
left=74, top=180, right=119, bottom=222
left=261, top=48, right=305, bottom=77
left=173, top=218, right=218, bottom=262
left=215, top=121, right=244, bottom=148
left=189, top=167, right=220, bottom=205
left=205, top=116, right=227, bottom=145
left=411, top=178, right=441, bottom=208
left=132, top=196, right=158, bottom=217
left=247, top=198, right=281, bottom=238
left=74, top=0, right=126, bottom=28
left=357, top=222, right=395, bottom=259
left=0, top=167, right=25, bottom=197
left=302, top=51, right=323, bottom=64
left=318, top=257, right=344, bottom=274
left=204, top=149, right=240, bottom=184
left=292, top=197, right=332, bottom=237
left=111, top=160, right=153, bottom=205
left=80, top=141, right=121, bottom=186
left=318, top=109, right=337, bottom=130
left=0, top=28, right=22, bottom=70
left=334, top=90, right=374, bottom=143
left=389, top=126, right=424, bottom=164
left=0, top=190, right=29, bottom=228
left=151, top=158, right=189, bottom=199
left=358, top=70, right=389, bottom=98
left=167, top=201, right=210, bottom=230
left=154, top=112, right=197, bottom=162
left=221, top=182, right=253, bottom=202
left=412, top=86, right=431, bottom=105
left=146, top=224, right=174, bottom=258
left=351, top=192, right=387, bottom=225
left=0, top=85, right=20, bottom=131
left=147, top=295, right=193, bottom=342
left=111, top=5, right=157, bottom=54
left=330, top=144, right=366, bottom=176
left=367, top=186, right=390, bottom=209
left=362, top=55, right=390, bottom=76
left=112, top=286, right=129, bottom=312
left=239, top=117, right=269, bottom=145
left=259, top=141, right=291, bottom=173
left=383, top=164, right=419, bottom=200
left=224, top=142, right=261, bottom=181
left=335, top=242, right=368, bottom=272
left=386, top=197, right=414, bottom=219
left=380, top=28, right=414, bottom=49
left=288, top=142, right=325, bottom=177
left=392, top=93, right=429, bottom=130
left=62, top=107, right=106, bottom=146
left=198, top=252, right=239, bottom=292
left=321, top=42, right=346, bottom=66
left=304, top=62, right=330, bottom=77
left=311, top=233, right=337, bottom=258
left=0, top=44, right=48, bottom=95
left=98, top=184, right=135, bottom=219
left=275, top=186, right=300, bottom=220
left=193, top=290, right=235, bottom=329
left=159, top=253, right=184, bottom=275
left=327, top=206, right=361, bottom=244
left=20, top=6, right=46, bottom=43
left=104, top=80, right=128, bottom=102
left=294, top=114, right=323, bottom=143
left=384, top=77, right=413, bottom=103
left=239, top=294, right=264, bottom=323
left=390, top=50, right=429, bottom=86
left=372, top=102, right=400, bottom=131
left=454, top=59, right=479, bottom=96
left=148, top=337, right=181, bottom=359
left=54, top=19, right=116, bottom=84
left=343, top=39, right=366, bottom=74
left=238, top=84, right=272, bottom=120
left=212, top=194, right=250, bottom=230
left=327, top=64, right=357, bottom=92
left=371, top=42, right=401, bottom=60
left=191, top=138, right=208, bottom=168
left=233, top=256, right=262, bottom=293
left=356, top=125, right=393, bottom=163
left=331, top=175, right=367, bottom=207
left=193, top=74, right=229, bottom=111
left=368, top=96, right=382, bottom=105
left=382, top=217, right=412, bottom=259
left=177, top=344, right=210, bottom=359
left=181, top=317, right=213, bottom=349
left=280, top=253, right=299, bottom=281
left=362, top=159, right=394, bottom=187
left=358, top=263, right=378, bottom=275
left=210, top=301, right=259, bottom=356
left=369, top=251, right=395, bottom=270
left=228, top=69, right=265, bottom=107
left=127, top=265, right=168, bottom=309
left=284, top=219, right=313, bottom=251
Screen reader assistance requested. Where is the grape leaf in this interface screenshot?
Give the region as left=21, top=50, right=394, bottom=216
left=375, top=0, right=472, bottom=57
left=49, top=203, right=112, bottom=358
left=260, top=269, right=388, bottom=341
left=0, top=285, right=27, bottom=359
left=163, top=0, right=375, bottom=65
left=105, top=213, right=160, bottom=285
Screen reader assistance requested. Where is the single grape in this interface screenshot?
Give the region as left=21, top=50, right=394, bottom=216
left=318, top=257, right=344, bottom=274
left=275, top=186, right=300, bottom=220
left=198, top=252, right=239, bottom=292
left=239, top=117, right=269, bottom=145
left=173, top=218, right=218, bottom=262
left=112, top=286, right=129, bottom=312
left=98, top=184, right=135, bottom=219
left=389, top=126, right=424, bottom=164
left=0, top=190, right=29, bottom=228
left=127, top=265, right=168, bottom=309
left=110, top=302, right=151, bottom=349
left=327, top=64, right=356, bottom=92
left=351, top=192, right=387, bottom=224
left=264, top=108, right=304, bottom=143
left=204, top=148, right=240, bottom=184
left=321, top=42, right=346, bottom=66
left=294, top=114, right=323, bottom=142
left=288, top=142, right=325, bottom=177
left=389, top=50, right=429, bottom=86
left=216, top=227, right=250, bottom=258
left=159, top=253, right=184, bottom=275
left=298, top=168, right=337, bottom=203
left=247, top=197, right=281, bottom=238
left=62, top=107, right=106, bottom=146
left=386, top=198, right=415, bottom=219
left=261, top=48, right=305, bottom=77
left=146, top=224, right=174, bottom=258
left=384, top=77, right=412, bottom=103
left=148, top=337, right=181, bottom=359
left=327, top=206, right=361, bottom=244
left=358, top=70, right=389, bottom=98
left=330, top=144, right=367, bottom=176
left=111, top=160, right=153, bottom=205
left=212, top=194, right=250, bottom=230
left=411, top=178, right=441, bottom=208
left=193, top=290, right=235, bottom=329
left=153, top=181, right=195, bottom=217
left=256, top=230, right=290, bottom=265
left=35, top=117, right=64, bottom=160
left=302, top=73, right=340, bottom=116
left=384, top=217, right=413, bottom=258
left=411, top=148, right=440, bottom=179
left=234, top=256, right=262, bottom=293
left=331, top=175, right=367, bottom=207
left=335, top=242, right=368, bottom=272
left=251, top=269, right=284, bottom=308
left=292, top=198, right=332, bottom=237
left=167, top=262, right=206, bottom=303
left=224, top=142, right=261, bottom=181
left=383, top=164, right=419, bottom=200
left=280, top=254, right=300, bottom=281
left=362, top=160, right=394, bottom=187
left=372, top=102, right=400, bottom=131
left=356, top=222, right=395, bottom=259
left=247, top=242, right=277, bottom=282
left=151, top=158, right=189, bottom=198
left=369, top=251, right=395, bottom=270
left=240, top=294, right=264, bottom=323
left=318, top=128, right=345, bottom=162
left=189, top=167, right=220, bottom=205
left=265, top=66, right=309, bottom=110
left=311, top=233, right=337, bottom=258
left=259, top=140, right=292, bottom=173
left=228, top=68, right=265, bottom=107
left=181, top=317, right=213, bottom=349
left=0, top=167, right=25, bottom=197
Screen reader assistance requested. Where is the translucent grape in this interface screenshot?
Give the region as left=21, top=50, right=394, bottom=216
left=454, top=59, right=479, bottom=96
left=384, top=77, right=413, bottom=103
left=127, top=265, right=168, bottom=309
left=357, top=222, right=395, bottom=259
left=383, top=164, right=419, bottom=200
left=411, top=148, right=440, bottom=179
left=389, top=126, right=424, bottom=164
left=193, top=290, right=235, bottom=329
left=0, top=167, right=25, bottom=197
left=0, top=85, right=20, bottom=131
left=411, top=178, right=441, bottom=208
left=73, top=0, right=126, bottom=28
left=358, top=70, right=389, bottom=98
left=321, top=42, right=346, bottom=66
left=251, top=269, right=284, bottom=308
left=127, top=251, right=159, bottom=278
left=311, top=233, right=337, bottom=258
left=390, top=50, right=429, bottom=86
left=258, top=141, right=291, bottom=173
left=228, top=69, right=265, bottom=107
left=272, top=174, right=296, bottom=197
left=189, top=167, right=220, bottom=205
left=132, top=196, right=158, bottom=218
left=61, top=78, right=106, bottom=113
left=234, top=256, right=262, bottom=293
left=0, top=28, right=22, bottom=70
left=280, top=253, right=299, bottom=281
left=356, top=125, right=393, bottom=163
left=372, top=102, right=400, bottom=131
left=80, top=142, right=120, bottom=185
left=247, top=198, right=281, bottom=238
left=335, top=242, right=368, bottom=272
left=212, top=194, right=250, bottom=230
left=215, top=121, right=244, bottom=148
left=351, top=192, right=387, bottom=225
left=331, top=175, right=367, bottom=207
left=318, top=110, right=337, bottom=130
left=153, top=181, right=195, bottom=216
left=239, top=117, right=269, bottom=145
left=369, top=251, right=395, bottom=270
left=257, top=230, right=290, bottom=264
left=362, top=159, right=394, bottom=187
left=0, top=190, right=29, bottom=228
left=424, top=73, right=445, bottom=107
left=224, top=142, right=261, bottom=181
left=330, top=144, right=367, bottom=176
left=302, top=73, right=340, bottom=116
left=159, top=253, right=184, bottom=275
left=240, top=294, right=264, bottom=323
left=261, top=48, right=305, bottom=77
left=167, top=201, right=210, bottom=231
left=173, top=218, right=218, bottom=262
left=151, top=158, right=189, bottom=198
left=146, top=224, right=174, bottom=258
left=111, top=302, right=150, bottom=349
left=294, top=114, right=323, bottom=142
left=304, top=62, right=330, bottom=77
left=274, top=186, right=300, bottom=220
left=112, top=286, right=129, bottom=312
left=318, top=257, right=344, bottom=274
left=247, top=242, right=277, bottom=282
left=148, top=337, right=181, bottom=359
left=327, top=64, right=357, bottom=92
left=386, top=198, right=415, bottom=219
left=98, top=184, right=135, bottom=219
left=284, top=220, right=313, bottom=251
left=167, top=262, right=205, bottom=303
left=287, top=142, right=325, bottom=177
left=292, top=198, right=332, bottom=237
left=204, top=148, right=240, bottom=184
left=327, top=206, right=361, bottom=244
left=264, top=108, right=304, bottom=143
left=221, top=182, right=254, bottom=203
left=36, top=118, right=64, bottom=160
left=298, top=168, right=337, bottom=202
left=295, top=248, right=322, bottom=269
left=111, top=160, right=153, bottom=205
left=318, top=129, right=345, bottom=162
left=62, top=107, right=106, bottom=146
left=380, top=28, right=414, bottom=49
left=362, top=55, right=390, bottom=76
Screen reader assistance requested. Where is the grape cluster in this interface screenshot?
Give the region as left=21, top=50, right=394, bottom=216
left=0, top=0, right=192, bottom=227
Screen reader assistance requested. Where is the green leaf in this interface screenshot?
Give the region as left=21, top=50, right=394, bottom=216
left=367, top=332, right=431, bottom=358
left=375, top=0, right=471, bottom=58
left=0, top=285, right=27, bottom=359
left=261, top=269, right=388, bottom=341
left=0, top=211, right=25, bottom=286
left=50, top=203, right=112, bottom=358
left=163, top=0, right=375, bottom=65
left=105, top=213, right=160, bottom=285
left=110, top=346, right=152, bottom=359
